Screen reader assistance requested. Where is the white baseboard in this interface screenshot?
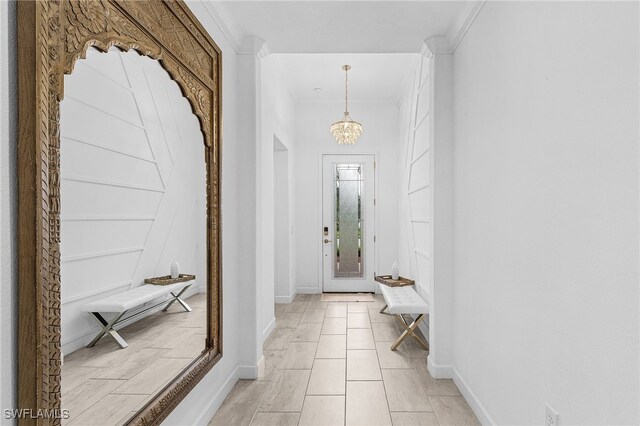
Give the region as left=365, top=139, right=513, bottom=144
left=296, top=286, right=320, bottom=294
left=425, top=359, right=494, bottom=425
left=427, top=356, right=453, bottom=379
left=275, top=287, right=297, bottom=304
left=237, top=363, right=258, bottom=379
left=262, top=316, right=276, bottom=343
left=451, top=366, right=496, bottom=425
left=256, top=355, right=265, bottom=380
left=193, top=365, right=240, bottom=425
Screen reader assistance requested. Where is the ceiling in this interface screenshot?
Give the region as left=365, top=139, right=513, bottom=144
left=220, top=1, right=470, bottom=53
left=199, top=1, right=473, bottom=102
left=273, top=53, right=419, bottom=102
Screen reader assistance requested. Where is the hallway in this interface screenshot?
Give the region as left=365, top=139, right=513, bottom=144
left=210, top=294, right=479, bottom=425
left=2, top=1, right=638, bottom=424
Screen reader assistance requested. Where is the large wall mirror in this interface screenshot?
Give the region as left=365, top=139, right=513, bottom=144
left=17, top=1, right=222, bottom=425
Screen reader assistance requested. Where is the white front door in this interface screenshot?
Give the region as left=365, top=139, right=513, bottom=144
left=322, top=155, right=375, bottom=293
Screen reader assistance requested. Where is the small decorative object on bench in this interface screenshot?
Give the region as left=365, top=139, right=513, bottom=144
left=375, top=275, right=415, bottom=287
left=82, top=274, right=195, bottom=349
left=391, top=261, right=399, bottom=280
left=170, top=259, right=180, bottom=279
left=379, top=285, right=429, bottom=351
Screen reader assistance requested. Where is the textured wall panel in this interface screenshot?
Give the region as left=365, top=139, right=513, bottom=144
left=59, top=48, right=206, bottom=354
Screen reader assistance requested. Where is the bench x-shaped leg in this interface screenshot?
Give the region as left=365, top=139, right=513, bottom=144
left=391, top=313, right=429, bottom=351
left=87, top=312, right=128, bottom=349
left=379, top=305, right=429, bottom=351
left=162, top=284, right=192, bottom=312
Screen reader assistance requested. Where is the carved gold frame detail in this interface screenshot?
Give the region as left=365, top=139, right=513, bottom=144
left=17, top=1, right=222, bottom=424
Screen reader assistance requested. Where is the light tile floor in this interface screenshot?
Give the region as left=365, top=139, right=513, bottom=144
left=210, top=293, right=480, bottom=426
left=61, top=292, right=207, bottom=425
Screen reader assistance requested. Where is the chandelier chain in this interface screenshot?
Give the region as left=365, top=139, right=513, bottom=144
left=345, top=66, right=349, bottom=114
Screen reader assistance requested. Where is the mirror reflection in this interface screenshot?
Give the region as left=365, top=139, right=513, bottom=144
left=59, top=47, right=207, bottom=425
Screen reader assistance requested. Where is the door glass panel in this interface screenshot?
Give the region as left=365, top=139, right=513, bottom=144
left=334, top=164, right=364, bottom=278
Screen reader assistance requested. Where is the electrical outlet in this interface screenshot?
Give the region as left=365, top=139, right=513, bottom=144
left=545, top=403, right=559, bottom=426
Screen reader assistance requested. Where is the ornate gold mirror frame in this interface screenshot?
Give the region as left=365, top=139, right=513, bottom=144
left=17, top=1, right=222, bottom=424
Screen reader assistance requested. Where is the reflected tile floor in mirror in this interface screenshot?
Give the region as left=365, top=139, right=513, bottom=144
left=210, top=293, right=480, bottom=426
left=61, top=292, right=207, bottom=425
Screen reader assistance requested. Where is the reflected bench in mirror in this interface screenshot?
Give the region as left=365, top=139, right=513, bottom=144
left=83, top=276, right=195, bottom=349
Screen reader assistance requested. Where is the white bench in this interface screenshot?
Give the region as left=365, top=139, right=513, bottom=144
left=379, top=285, right=429, bottom=351
left=82, top=281, right=193, bottom=349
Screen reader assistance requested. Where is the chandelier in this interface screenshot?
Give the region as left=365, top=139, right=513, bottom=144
left=331, top=65, right=363, bottom=144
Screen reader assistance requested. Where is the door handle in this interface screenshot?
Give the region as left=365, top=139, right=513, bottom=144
left=324, top=239, right=332, bottom=243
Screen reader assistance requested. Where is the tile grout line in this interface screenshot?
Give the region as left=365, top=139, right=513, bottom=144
left=298, top=302, right=324, bottom=425
left=216, top=294, right=476, bottom=425
left=372, top=312, right=395, bottom=426
left=252, top=310, right=297, bottom=426
left=248, top=380, right=273, bottom=426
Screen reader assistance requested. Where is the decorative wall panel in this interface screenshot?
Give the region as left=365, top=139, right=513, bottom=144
left=399, top=55, right=434, bottom=301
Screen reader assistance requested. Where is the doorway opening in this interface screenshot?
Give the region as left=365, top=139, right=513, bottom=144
left=273, top=136, right=292, bottom=303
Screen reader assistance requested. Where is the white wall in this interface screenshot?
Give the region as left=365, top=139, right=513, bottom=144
left=59, top=48, right=207, bottom=354
left=0, top=0, right=17, bottom=423
left=294, top=101, right=399, bottom=292
left=452, top=2, right=639, bottom=424
left=258, top=53, right=296, bottom=342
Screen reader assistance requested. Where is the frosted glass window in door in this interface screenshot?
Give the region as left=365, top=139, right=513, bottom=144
left=334, top=164, right=364, bottom=278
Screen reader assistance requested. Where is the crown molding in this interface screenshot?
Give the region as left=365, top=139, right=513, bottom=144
left=420, top=41, right=435, bottom=58
left=238, top=36, right=270, bottom=58
left=447, top=0, right=486, bottom=53
left=424, top=36, right=453, bottom=56
left=201, top=1, right=244, bottom=53
left=256, top=41, right=271, bottom=59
